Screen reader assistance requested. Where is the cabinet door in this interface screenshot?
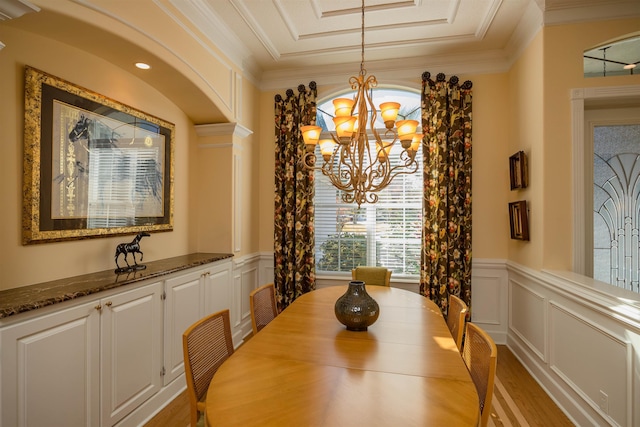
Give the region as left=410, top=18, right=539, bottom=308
left=100, top=282, right=163, bottom=427
left=163, top=269, right=204, bottom=386
left=203, top=261, right=232, bottom=316
left=1, top=301, right=100, bottom=427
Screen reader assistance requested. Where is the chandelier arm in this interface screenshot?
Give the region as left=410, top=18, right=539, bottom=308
left=385, top=157, right=420, bottom=178
left=341, top=154, right=357, bottom=190
left=332, top=144, right=357, bottom=190
left=321, top=134, right=346, bottom=183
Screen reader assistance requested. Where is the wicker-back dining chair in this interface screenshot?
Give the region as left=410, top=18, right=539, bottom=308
left=462, top=322, right=498, bottom=427
left=182, top=309, right=234, bottom=427
left=446, top=293, right=468, bottom=351
left=249, top=283, right=278, bottom=335
left=351, top=266, right=392, bottom=286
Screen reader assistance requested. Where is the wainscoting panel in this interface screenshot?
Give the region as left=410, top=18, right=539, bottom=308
left=549, top=301, right=632, bottom=427
left=259, top=252, right=275, bottom=287
left=509, top=277, right=547, bottom=362
left=506, top=262, right=640, bottom=427
left=471, top=259, right=508, bottom=343
left=471, top=276, right=502, bottom=324
left=240, top=266, right=257, bottom=318
left=232, top=254, right=261, bottom=342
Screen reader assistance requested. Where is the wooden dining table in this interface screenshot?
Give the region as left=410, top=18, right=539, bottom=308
left=205, top=285, right=479, bottom=426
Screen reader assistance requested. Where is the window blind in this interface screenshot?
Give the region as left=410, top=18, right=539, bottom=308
left=314, top=137, right=423, bottom=277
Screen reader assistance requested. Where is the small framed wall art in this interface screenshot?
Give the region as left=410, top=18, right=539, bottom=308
left=509, top=151, right=528, bottom=190
left=509, top=201, right=529, bottom=241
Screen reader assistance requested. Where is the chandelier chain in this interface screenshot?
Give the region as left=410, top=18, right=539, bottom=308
left=360, top=0, right=365, bottom=76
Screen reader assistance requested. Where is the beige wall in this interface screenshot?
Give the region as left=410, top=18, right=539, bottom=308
left=470, top=73, right=511, bottom=259
left=258, top=90, right=277, bottom=253
left=508, top=31, right=545, bottom=269
left=541, top=19, right=640, bottom=271
left=0, top=26, right=195, bottom=289
left=503, top=18, right=640, bottom=272
left=0, top=6, right=264, bottom=289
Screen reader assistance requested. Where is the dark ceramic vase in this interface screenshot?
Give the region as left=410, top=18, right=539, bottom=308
left=334, top=281, right=380, bottom=331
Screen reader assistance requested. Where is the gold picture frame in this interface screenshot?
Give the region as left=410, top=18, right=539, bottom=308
left=23, top=66, right=175, bottom=244
left=509, top=201, right=529, bottom=241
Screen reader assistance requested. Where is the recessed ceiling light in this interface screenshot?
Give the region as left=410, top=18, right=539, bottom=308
left=623, top=64, right=636, bottom=70
left=135, top=62, right=151, bottom=70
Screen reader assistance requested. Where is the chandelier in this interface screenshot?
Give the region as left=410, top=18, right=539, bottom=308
left=300, top=0, right=421, bottom=207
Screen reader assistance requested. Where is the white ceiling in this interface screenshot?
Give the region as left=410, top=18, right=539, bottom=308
left=175, top=0, right=640, bottom=85
left=0, top=0, right=637, bottom=121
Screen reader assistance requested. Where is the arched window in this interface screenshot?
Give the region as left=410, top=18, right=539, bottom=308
left=314, top=87, right=422, bottom=278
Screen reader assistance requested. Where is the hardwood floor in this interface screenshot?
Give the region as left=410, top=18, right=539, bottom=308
left=490, top=346, right=573, bottom=426
left=144, top=390, right=191, bottom=427
left=145, top=345, right=574, bottom=427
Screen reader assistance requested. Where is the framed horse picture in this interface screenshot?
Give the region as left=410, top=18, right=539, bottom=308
left=22, top=66, right=175, bottom=244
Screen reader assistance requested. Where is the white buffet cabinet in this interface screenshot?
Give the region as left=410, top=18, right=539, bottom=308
left=0, top=257, right=235, bottom=427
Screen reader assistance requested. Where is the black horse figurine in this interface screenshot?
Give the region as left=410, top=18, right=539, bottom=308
left=114, top=232, right=150, bottom=273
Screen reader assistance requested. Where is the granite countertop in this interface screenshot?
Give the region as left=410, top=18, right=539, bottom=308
left=0, top=253, right=233, bottom=319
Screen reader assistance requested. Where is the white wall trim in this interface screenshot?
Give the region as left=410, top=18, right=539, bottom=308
left=233, top=153, right=241, bottom=253
left=509, top=276, right=548, bottom=362
left=548, top=300, right=634, bottom=426
left=194, top=122, right=253, bottom=138
left=507, top=261, right=640, bottom=427
left=0, top=0, right=40, bottom=21
left=571, top=84, right=640, bottom=277
left=232, top=252, right=262, bottom=268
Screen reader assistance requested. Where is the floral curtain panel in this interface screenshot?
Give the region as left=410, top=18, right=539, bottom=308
left=419, top=72, right=473, bottom=317
left=274, top=82, right=317, bottom=311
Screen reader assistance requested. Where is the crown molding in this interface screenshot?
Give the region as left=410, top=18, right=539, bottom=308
left=258, top=1, right=547, bottom=91
left=503, top=0, right=543, bottom=66
left=259, top=48, right=512, bottom=91
left=0, top=0, right=40, bottom=21
left=542, top=0, right=640, bottom=25
left=195, top=122, right=253, bottom=138
left=168, top=0, right=250, bottom=68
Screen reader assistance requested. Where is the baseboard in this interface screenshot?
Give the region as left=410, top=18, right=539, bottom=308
left=114, top=375, right=186, bottom=427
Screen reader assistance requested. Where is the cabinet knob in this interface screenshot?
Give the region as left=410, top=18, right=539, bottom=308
left=105, top=301, right=113, bottom=307
left=95, top=304, right=102, bottom=311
